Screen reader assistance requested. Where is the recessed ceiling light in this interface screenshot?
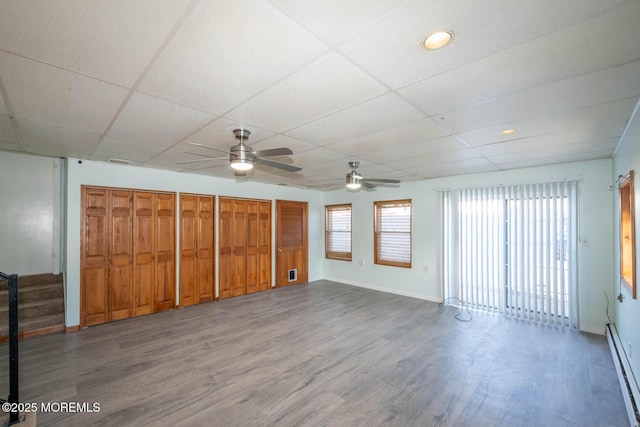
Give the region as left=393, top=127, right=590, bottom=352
left=423, top=30, right=453, bottom=50
left=500, top=129, right=516, bottom=135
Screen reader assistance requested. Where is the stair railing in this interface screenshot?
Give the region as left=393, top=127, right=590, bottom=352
left=0, top=272, right=19, bottom=425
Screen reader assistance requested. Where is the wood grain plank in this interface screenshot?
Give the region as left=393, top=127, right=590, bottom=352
left=0, top=281, right=628, bottom=427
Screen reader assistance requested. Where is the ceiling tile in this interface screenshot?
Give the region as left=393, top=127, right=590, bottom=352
left=415, top=164, right=501, bottom=180
left=0, top=142, right=20, bottom=152
left=324, top=117, right=450, bottom=156
left=250, top=135, right=318, bottom=155
left=288, top=146, right=344, bottom=167
left=358, top=135, right=468, bottom=163
left=457, top=97, right=638, bottom=147
left=226, top=52, right=387, bottom=132
left=385, top=148, right=483, bottom=170
left=271, top=0, right=414, bottom=45
left=17, top=119, right=101, bottom=157
left=340, top=0, right=629, bottom=89
left=0, top=116, right=18, bottom=144
left=108, top=92, right=216, bottom=147
left=285, top=93, right=424, bottom=145
left=0, top=0, right=192, bottom=87
left=405, top=158, right=496, bottom=177
left=92, top=136, right=168, bottom=163
left=486, top=138, right=618, bottom=164
left=0, top=52, right=128, bottom=133
left=439, top=60, right=640, bottom=133
left=497, top=150, right=613, bottom=171
left=139, top=0, right=328, bottom=114
left=399, top=2, right=640, bottom=115
left=185, top=118, right=274, bottom=151
left=475, top=122, right=627, bottom=157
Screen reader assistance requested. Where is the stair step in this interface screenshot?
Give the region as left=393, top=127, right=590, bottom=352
left=0, top=273, right=63, bottom=290
left=0, top=312, right=65, bottom=337
left=0, top=273, right=66, bottom=341
left=0, top=282, right=65, bottom=305
left=0, top=297, right=64, bottom=322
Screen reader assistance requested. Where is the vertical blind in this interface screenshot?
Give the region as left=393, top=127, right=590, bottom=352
left=374, top=199, right=412, bottom=268
left=325, top=204, right=352, bottom=260
left=443, top=182, right=577, bottom=327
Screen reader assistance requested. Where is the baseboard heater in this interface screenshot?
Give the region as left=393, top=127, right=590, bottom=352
left=607, top=323, right=640, bottom=427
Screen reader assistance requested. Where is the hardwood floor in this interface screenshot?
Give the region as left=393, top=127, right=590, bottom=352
left=0, top=280, right=628, bottom=426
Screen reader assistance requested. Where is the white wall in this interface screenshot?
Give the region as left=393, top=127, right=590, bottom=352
left=0, top=151, right=61, bottom=275
left=612, top=100, right=640, bottom=382
left=65, top=158, right=324, bottom=327
left=0, top=150, right=618, bottom=335
left=323, top=158, right=614, bottom=334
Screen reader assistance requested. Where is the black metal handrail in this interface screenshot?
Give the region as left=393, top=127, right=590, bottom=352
left=0, top=271, right=19, bottom=425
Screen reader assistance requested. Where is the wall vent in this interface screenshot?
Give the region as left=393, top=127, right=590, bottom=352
left=108, top=158, right=134, bottom=165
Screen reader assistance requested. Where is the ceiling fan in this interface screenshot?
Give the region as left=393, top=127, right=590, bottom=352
left=177, top=128, right=302, bottom=176
left=345, top=161, right=400, bottom=190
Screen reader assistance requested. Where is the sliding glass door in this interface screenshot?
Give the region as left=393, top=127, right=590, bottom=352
left=443, top=182, right=577, bottom=327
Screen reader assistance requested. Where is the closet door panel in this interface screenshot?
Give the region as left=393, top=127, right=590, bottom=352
left=258, top=201, right=272, bottom=292
left=180, top=195, right=197, bottom=307
left=232, top=199, right=247, bottom=297
left=218, top=197, right=233, bottom=299
left=197, top=196, right=214, bottom=303
left=155, top=193, right=175, bottom=312
left=109, top=190, right=134, bottom=321
left=82, top=187, right=109, bottom=326
left=133, top=192, right=155, bottom=316
left=246, top=201, right=258, bottom=294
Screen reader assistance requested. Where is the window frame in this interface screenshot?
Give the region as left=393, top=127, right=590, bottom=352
left=325, top=203, right=352, bottom=261
left=374, top=199, right=412, bottom=268
left=619, top=170, right=636, bottom=298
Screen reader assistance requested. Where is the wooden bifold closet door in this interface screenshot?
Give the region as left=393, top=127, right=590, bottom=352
left=81, top=186, right=176, bottom=327
left=179, top=194, right=215, bottom=307
left=219, top=197, right=271, bottom=299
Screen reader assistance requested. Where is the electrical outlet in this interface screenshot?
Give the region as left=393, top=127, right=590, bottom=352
left=423, top=265, right=428, bottom=273
left=360, top=259, right=365, bottom=266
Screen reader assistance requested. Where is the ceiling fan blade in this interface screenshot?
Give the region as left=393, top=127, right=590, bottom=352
left=176, top=157, right=221, bottom=165
left=362, top=178, right=401, bottom=184
left=253, top=147, right=293, bottom=157
left=186, top=141, right=231, bottom=155
left=361, top=180, right=376, bottom=189
left=254, top=156, right=302, bottom=172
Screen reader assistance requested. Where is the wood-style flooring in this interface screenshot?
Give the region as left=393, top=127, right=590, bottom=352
left=0, top=280, right=628, bottom=426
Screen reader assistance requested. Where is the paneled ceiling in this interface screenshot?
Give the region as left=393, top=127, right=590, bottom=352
left=1, top=1, right=639, bottom=190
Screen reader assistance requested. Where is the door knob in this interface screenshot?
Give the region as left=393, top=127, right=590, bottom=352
left=277, top=248, right=282, bottom=252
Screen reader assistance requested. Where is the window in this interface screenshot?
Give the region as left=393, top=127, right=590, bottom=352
left=374, top=199, right=411, bottom=268
left=325, top=204, right=352, bottom=261
left=619, top=170, right=636, bottom=298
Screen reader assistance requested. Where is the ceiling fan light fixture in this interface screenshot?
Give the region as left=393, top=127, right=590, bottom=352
left=230, top=159, right=253, bottom=171
left=346, top=172, right=362, bottom=189
left=230, top=132, right=254, bottom=171
left=422, top=30, right=453, bottom=50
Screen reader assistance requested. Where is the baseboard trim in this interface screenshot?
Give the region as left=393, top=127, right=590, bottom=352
left=323, top=277, right=443, bottom=303
left=65, top=325, right=80, bottom=333
left=607, top=323, right=640, bottom=427
left=0, top=324, right=65, bottom=343
left=579, top=325, right=606, bottom=336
